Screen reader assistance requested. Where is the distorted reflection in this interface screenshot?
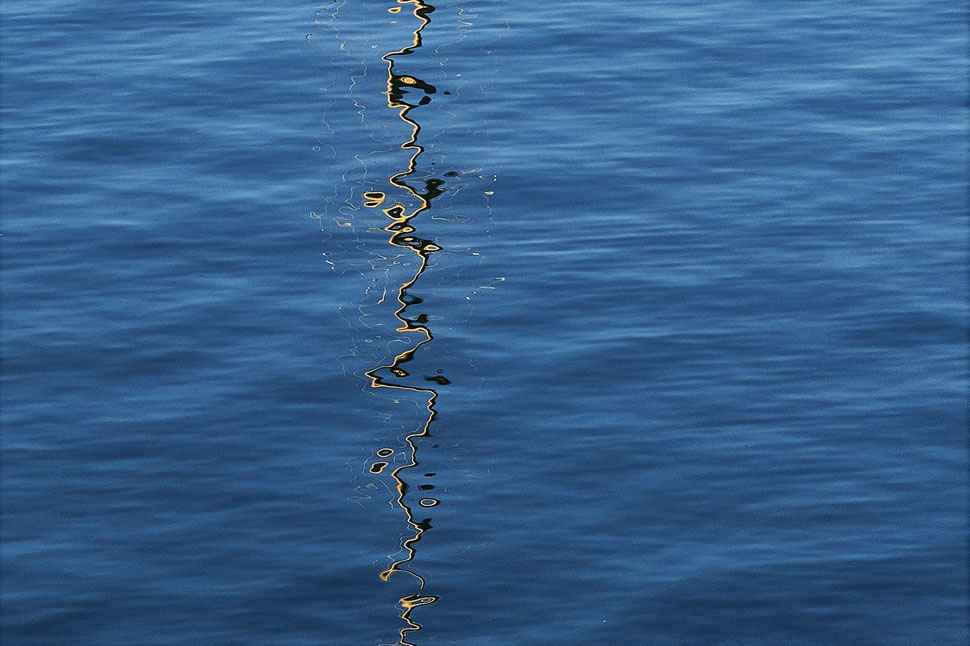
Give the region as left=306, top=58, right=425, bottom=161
left=362, top=1, right=444, bottom=644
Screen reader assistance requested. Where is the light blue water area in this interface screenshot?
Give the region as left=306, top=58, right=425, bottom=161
left=1, top=1, right=967, bottom=644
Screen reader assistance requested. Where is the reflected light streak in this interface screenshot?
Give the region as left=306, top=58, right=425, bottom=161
left=362, top=1, right=443, bottom=644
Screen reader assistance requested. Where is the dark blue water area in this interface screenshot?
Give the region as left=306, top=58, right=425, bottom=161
left=1, top=1, right=967, bottom=645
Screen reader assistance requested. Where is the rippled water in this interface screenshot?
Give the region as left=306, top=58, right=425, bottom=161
left=2, top=2, right=967, bottom=644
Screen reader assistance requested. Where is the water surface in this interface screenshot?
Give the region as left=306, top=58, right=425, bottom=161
left=1, top=1, right=967, bottom=644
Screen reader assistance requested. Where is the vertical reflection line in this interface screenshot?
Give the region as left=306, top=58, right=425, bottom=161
left=362, top=1, right=442, bottom=644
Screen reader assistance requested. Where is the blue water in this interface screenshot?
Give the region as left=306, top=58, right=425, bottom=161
left=1, top=2, right=966, bottom=644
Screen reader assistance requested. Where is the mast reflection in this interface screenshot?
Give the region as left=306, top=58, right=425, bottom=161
left=363, top=2, right=443, bottom=644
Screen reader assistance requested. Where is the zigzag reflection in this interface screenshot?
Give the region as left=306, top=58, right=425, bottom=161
left=362, top=2, right=444, bottom=644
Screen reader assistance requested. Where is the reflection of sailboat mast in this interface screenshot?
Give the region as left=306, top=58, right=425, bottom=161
left=362, top=2, right=443, bottom=644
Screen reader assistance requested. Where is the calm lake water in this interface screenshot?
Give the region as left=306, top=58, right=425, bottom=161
left=1, top=1, right=967, bottom=644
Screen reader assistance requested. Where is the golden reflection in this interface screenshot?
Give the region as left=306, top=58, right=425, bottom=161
left=363, top=191, right=387, bottom=207
left=363, top=2, right=444, bottom=644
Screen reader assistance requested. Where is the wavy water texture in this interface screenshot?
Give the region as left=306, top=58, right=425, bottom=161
left=3, top=1, right=962, bottom=644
